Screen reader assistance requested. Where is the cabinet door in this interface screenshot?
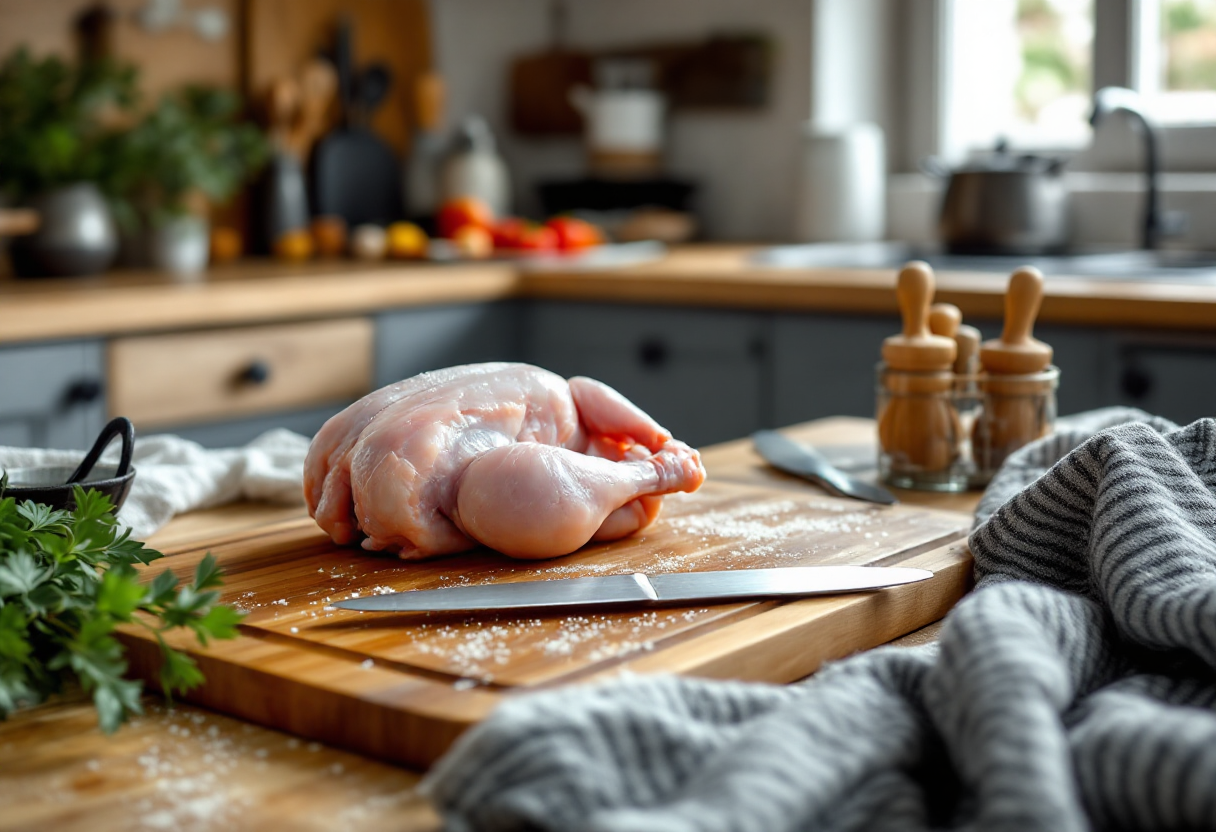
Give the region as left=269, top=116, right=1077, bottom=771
left=526, top=302, right=768, bottom=448
left=773, top=315, right=1113, bottom=426
left=772, top=314, right=893, bottom=425
left=376, top=302, right=520, bottom=387
left=0, top=341, right=105, bottom=450
left=1109, top=334, right=1216, bottom=424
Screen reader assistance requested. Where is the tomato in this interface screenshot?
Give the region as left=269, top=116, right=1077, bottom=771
left=492, top=218, right=558, bottom=252
left=546, top=216, right=604, bottom=250
left=437, top=197, right=495, bottom=238
left=491, top=217, right=529, bottom=250
left=515, top=224, right=559, bottom=252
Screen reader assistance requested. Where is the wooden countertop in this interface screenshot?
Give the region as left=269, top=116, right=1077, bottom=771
left=3, top=245, right=1215, bottom=345
left=0, top=417, right=972, bottom=831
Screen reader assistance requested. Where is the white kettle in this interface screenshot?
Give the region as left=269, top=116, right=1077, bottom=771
left=570, top=85, right=665, bottom=179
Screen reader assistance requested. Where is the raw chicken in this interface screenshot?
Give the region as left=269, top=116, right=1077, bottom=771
left=304, top=363, right=706, bottom=559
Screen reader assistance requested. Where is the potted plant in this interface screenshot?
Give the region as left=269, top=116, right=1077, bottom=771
left=106, top=86, right=268, bottom=275
left=0, top=48, right=138, bottom=277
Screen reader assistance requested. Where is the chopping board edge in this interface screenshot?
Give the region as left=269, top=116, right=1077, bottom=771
left=116, top=625, right=496, bottom=770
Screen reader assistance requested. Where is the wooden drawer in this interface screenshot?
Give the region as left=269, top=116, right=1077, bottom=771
left=109, top=319, right=373, bottom=428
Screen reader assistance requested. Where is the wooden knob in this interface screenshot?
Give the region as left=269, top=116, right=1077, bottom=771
left=416, top=72, right=444, bottom=132
left=979, top=266, right=1053, bottom=375
left=929, top=303, right=962, bottom=339
left=953, top=324, right=981, bottom=375
left=882, top=261, right=957, bottom=371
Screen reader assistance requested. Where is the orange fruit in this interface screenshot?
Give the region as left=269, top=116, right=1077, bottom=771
left=310, top=216, right=348, bottom=258
left=209, top=226, right=243, bottom=263
left=273, top=229, right=314, bottom=262
left=386, top=222, right=429, bottom=259
left=452, top=225, right=493, bottom=259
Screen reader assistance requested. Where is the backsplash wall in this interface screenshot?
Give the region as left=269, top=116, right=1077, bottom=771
left=429, top=0, right=814, bottom=240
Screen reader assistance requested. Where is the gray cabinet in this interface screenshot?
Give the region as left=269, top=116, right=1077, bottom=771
left=1106, top=332, right=1216, bottom=425
left=0, top=341, right=105, bottom=450
left=376, top=302, right=519, bottom=387
left=525, top=302, right=768, bottom=447
left=772, top=314, right=895, bottom=424
left=772, top=315, right=1114, bottom=426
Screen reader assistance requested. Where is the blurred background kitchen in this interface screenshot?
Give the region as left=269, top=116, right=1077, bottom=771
left=2, top=0, right=1215, bottom=454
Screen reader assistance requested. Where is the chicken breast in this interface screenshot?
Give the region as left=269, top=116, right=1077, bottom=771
left=303, top=363, right=705, bottom=559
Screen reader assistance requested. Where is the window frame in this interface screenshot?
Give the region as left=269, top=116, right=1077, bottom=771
left=901, top=0, right=1216, bottom=171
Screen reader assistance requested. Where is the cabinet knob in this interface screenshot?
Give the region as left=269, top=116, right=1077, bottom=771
left=638, top=338, right=668, bottom=369
left=1121, top=366, right=1152, bottom=400
left=63, top=378, right=104, bottom=407
left=240, top=360, right=272, bottom=385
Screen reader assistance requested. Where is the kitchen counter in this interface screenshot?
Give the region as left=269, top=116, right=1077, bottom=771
left=3, top=245, right=1216, bottom=345
left=0, top=416, right=973, bottom=831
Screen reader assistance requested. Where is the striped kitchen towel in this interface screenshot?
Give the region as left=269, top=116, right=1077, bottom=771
left=424, top=408, right=1216, bottom=832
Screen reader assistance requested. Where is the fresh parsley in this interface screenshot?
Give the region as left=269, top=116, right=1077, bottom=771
left=0, top=476, right=244, bottom=732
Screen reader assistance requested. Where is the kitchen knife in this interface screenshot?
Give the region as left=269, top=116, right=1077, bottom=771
left=330, top=565, right=932, bottom=613
left=753, top=430, right=898, bottom=505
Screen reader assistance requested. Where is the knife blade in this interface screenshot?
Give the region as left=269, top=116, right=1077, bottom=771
left=752, top=430, right=898, bottom=505
left=330, top=565, right=932, bottom=613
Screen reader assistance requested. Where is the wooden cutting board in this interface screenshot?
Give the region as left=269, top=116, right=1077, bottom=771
left=117, top=476, right=971, bottom=769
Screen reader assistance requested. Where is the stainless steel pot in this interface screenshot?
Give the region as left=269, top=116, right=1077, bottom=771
left=9, top=182, right=118, bottom=277
left=924, top=145, right=1069, bottom=256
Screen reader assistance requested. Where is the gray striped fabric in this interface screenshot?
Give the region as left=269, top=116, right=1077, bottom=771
left=424, top=409, right=1216, bottom=832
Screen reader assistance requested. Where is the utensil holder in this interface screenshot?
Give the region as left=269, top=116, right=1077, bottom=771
left=876, top=364, right=1058, bottom=491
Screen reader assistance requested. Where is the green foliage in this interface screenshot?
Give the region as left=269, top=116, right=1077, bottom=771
left=1165, top=1, right=1205, bottom=35
left=0, top=479, right=243, bottom=733
left=0, top=48, right=139, bottom=201
left=104, top=86, right=269, bottom=229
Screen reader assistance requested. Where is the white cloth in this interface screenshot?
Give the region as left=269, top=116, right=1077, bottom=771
left=0, top=429, right=309, bottom=539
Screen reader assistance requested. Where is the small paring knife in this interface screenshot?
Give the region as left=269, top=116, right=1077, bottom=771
left=330, top=565, right=932, bottom=613
left=752, top=430, right=898, bottom=505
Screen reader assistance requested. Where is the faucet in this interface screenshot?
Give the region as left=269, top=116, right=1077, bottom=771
left=1089, top=86, right=1176, bottom=250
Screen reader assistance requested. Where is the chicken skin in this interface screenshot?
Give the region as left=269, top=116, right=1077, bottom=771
left=304, top=363, right=705, bottom=559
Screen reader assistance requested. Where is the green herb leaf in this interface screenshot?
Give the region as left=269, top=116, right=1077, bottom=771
left=0, top=483, right=240, bottom=732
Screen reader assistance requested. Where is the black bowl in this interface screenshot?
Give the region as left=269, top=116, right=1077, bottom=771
left=2, top=416, right=136, bottom=512
left=3, top=463, right=136, bottom=512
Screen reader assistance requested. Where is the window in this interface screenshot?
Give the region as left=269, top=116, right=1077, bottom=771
left=945, top=0, right=1094, bottom=152
left=1150, top=0, right=1216, bottom=121
left=922, top=0, right=1216, bottom=166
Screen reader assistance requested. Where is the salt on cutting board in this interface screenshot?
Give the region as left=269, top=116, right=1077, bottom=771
left=117, top=479, right=971, bottom=768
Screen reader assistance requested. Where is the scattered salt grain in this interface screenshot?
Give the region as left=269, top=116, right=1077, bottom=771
left=361, top=659, right=375, bottom=669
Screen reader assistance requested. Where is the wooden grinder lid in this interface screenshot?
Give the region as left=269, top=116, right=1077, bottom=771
left=882, top=262, right=957, bottom=371
left=980, top=266, right=1053, bottom=375
left=928, top=303, right=962, bottom=339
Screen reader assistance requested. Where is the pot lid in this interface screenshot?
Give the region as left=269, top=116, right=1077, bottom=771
left=955, top=139, right=1066, bottom=174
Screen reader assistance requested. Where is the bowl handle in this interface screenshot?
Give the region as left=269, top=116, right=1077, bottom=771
left=67, top=417, right=135, bottom=485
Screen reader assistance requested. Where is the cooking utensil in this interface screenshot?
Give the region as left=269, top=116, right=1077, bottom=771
left=332, top=565, right=931, bottom=613
left=924, top=140, right=1069, bottom=256
left=3, top=417, right=136, bottom=511
left=403, top=71, right=445, bottom=223
left=310, top=17, right=403, bottom=227
left=356, top=62, right=392, bottom=123
left=752, top=430, right=898, bottom=505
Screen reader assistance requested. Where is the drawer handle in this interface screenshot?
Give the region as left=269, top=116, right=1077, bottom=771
left=63, top=377, right=104, bottom=407
left=240, top=360, right=272, bottom=386
left=638, top=338, right=668, bottom=369
left=1121, top=366, right=1152, bottom=400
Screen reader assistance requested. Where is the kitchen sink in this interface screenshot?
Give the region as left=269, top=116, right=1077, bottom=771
left=754, top=242, right=1216, bottom=284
